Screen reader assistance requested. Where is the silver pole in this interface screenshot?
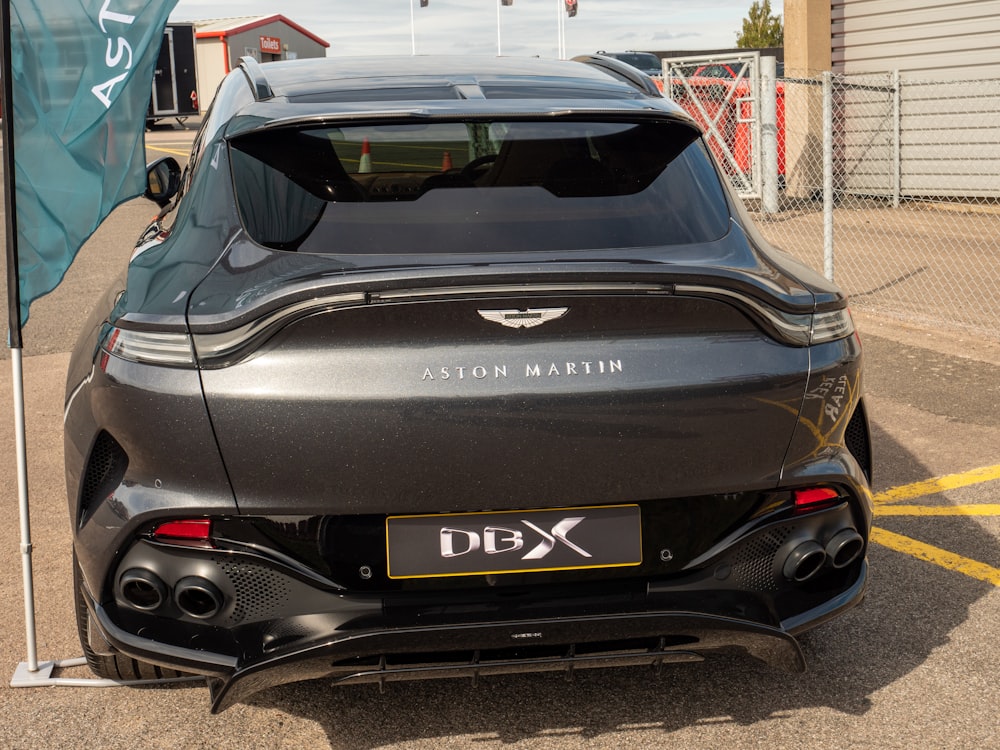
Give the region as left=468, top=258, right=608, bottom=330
left=497, top=0, right=501, bottom=56
left=410, top=0, right=416, bottom=55
left=823, top=71, right=834, bottom=282
left=556, top=0, right=564, bottom=59
left=761, top=56, right=779, bottom=214
left=12, top=348, right=39, bottom=672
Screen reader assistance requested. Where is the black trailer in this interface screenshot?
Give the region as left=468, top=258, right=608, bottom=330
left=148, top=23, right=199, bottom=127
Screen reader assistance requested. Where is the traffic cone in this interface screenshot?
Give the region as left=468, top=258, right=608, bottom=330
left=359, top=138, right=372, bottom=173
left=441, top=150, right=453, bottom=171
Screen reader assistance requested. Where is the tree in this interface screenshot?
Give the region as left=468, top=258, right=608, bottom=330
left=736, top=0, right=783, bottom=48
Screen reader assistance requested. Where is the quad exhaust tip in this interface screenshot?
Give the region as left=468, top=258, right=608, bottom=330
left=119, top=567, right=227, bottom=619
left=782, top=527, right=865, bottom=583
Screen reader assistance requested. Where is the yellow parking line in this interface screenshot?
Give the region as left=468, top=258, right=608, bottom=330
left=146, top=145, right=190, bottom=157
left=870, top=528, right=1000, bottom=586
left=873, top=464, right=1000, bottom=505
left=875, top=504, right=1000, bottom=517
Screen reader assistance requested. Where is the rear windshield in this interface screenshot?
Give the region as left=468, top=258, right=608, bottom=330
left=608, top=53, right=662, bottom=73
left=228, top=119, right=731, bottom=254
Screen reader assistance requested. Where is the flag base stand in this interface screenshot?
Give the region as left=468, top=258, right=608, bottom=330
left=11, top=657, right=204, bottom=689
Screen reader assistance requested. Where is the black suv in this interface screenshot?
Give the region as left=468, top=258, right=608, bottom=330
left=595, top=50, right=663, bottom=77
left=67, top=55, right=871, bottom=712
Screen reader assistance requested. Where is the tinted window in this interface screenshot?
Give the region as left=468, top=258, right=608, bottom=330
left=693, top=64, right=743, bottom=79
left=229, top=119, right=730, bottom=254
left=610, top=53, right=662, bottom=73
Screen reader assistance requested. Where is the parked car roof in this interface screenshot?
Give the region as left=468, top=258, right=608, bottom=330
left=245, top=55, right=653, bottom=99
left=222, top=55, right=685, bottom=135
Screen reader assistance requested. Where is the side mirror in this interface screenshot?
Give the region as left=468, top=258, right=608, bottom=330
left=144, top=156, right=182, bottom=207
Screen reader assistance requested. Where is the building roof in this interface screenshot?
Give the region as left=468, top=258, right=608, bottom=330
left=191, top=15, right=329, bottom=48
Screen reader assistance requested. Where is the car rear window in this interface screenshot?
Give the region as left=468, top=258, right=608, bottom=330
left=607, top=53, right=662, bottom=72
left=228, top=119, right=731, bottom=254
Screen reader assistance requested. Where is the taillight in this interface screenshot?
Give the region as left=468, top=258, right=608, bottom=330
left=671, top=285, right=855, bottom=346
left=810, top=308, right=855, bottom=344
left=793, top=487, right=841, bottom=509
left=152, top=519, right=212, bottom=541
left=99, top=323, right=195, bottom=367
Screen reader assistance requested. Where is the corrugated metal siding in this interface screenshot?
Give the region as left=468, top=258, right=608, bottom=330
left=899, top=79, right=1000, bottom=196
left=832, top=0, right=1000, bottom=78
left=832, top=1, right=1000, bottom=197
left=834, top=76, right=897, bottom=196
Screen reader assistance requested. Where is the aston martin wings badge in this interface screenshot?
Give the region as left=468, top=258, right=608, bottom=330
left=478, top=307, right=569, bottom=329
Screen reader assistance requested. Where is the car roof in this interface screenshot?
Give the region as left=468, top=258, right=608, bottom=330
left=221, top=55, right=689, bottom=135
left=245, top=55, right=642, bottom=98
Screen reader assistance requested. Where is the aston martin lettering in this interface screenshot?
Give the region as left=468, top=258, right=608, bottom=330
left=420, top=359, right=622, bottom=381
left=526, top=360, right=622, bottom=377
left=478, top=307, right=568, bottom=328
left=439, top=517, right=590, bottom=560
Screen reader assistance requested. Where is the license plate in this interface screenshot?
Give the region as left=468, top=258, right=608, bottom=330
left=386, top=504, right=642, bottom=579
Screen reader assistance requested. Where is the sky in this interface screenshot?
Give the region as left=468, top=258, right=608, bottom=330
left=170, top=0, right=782, bottom=60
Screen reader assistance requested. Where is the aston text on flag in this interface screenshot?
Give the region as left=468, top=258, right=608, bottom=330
left=6, top=0, right=178, bottom=329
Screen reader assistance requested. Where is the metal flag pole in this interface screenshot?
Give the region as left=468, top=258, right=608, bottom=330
left=1, top=0, right=40, bottom=677
left=2, top=0, right=200, bottom=691
left=496, top=0, right=502, bottom=56
left=556, top=0, right=565, bottom=59
left=410, top=0, right=416, bottom=55
left=10, top=351, right=38, bottom=674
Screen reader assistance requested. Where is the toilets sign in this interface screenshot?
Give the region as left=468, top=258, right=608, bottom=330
left=260, top=35, right=281, bottom=54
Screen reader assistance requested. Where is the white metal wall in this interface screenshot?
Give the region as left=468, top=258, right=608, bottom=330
left=832, top=0, right=1000, bottom=79
left=832, top=0, right=1000, bottom=197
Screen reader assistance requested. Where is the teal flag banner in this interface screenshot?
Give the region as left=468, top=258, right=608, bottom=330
left=7, top=0, right=178, bottom=330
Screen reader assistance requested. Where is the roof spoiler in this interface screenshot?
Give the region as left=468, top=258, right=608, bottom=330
left=572, top=54, right=663, bottom=98
left=238, top=56, right=274, bottom=101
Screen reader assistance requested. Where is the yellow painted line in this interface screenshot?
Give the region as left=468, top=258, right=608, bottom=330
left=870, top=528, right=1000, bottom=586
left=145, top=145, right=190, bottom=157
left=875, top=504, right=1000, bottom=517
left=873, top=464, right=1000, bottom=505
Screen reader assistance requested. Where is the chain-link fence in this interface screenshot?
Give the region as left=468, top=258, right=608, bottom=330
left=734, top=72, right=1000, bottom=341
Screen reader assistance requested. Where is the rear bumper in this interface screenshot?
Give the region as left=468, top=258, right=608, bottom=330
left=207, top=610, right=809, bottom=712
left=87, top=561, right=867, bottom=712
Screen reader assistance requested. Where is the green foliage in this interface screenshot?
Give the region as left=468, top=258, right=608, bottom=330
left=736, top=0, right=784, bottom=48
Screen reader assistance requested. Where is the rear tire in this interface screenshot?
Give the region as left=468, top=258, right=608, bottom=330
left=73, top=551, right=188, bottom=680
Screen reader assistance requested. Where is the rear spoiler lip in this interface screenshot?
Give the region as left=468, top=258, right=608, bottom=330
left=110, top=257, right=827, bottom=337
left=223, top=98, right=699, bottom=140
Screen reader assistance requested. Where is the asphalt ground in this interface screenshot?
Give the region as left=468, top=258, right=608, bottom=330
left=0, top=123, right=997, bottom=749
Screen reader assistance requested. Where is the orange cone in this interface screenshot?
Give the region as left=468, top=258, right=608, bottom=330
left=441, top=150, right=453, bottom=171
left=359, top=138, right=372, bottom=173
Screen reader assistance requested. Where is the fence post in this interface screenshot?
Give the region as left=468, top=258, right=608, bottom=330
left=892, top=69, right=901, bottom=208
left=761, top=56, right=779, bottom=214
left=823, top=71, right=834, bottom=282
